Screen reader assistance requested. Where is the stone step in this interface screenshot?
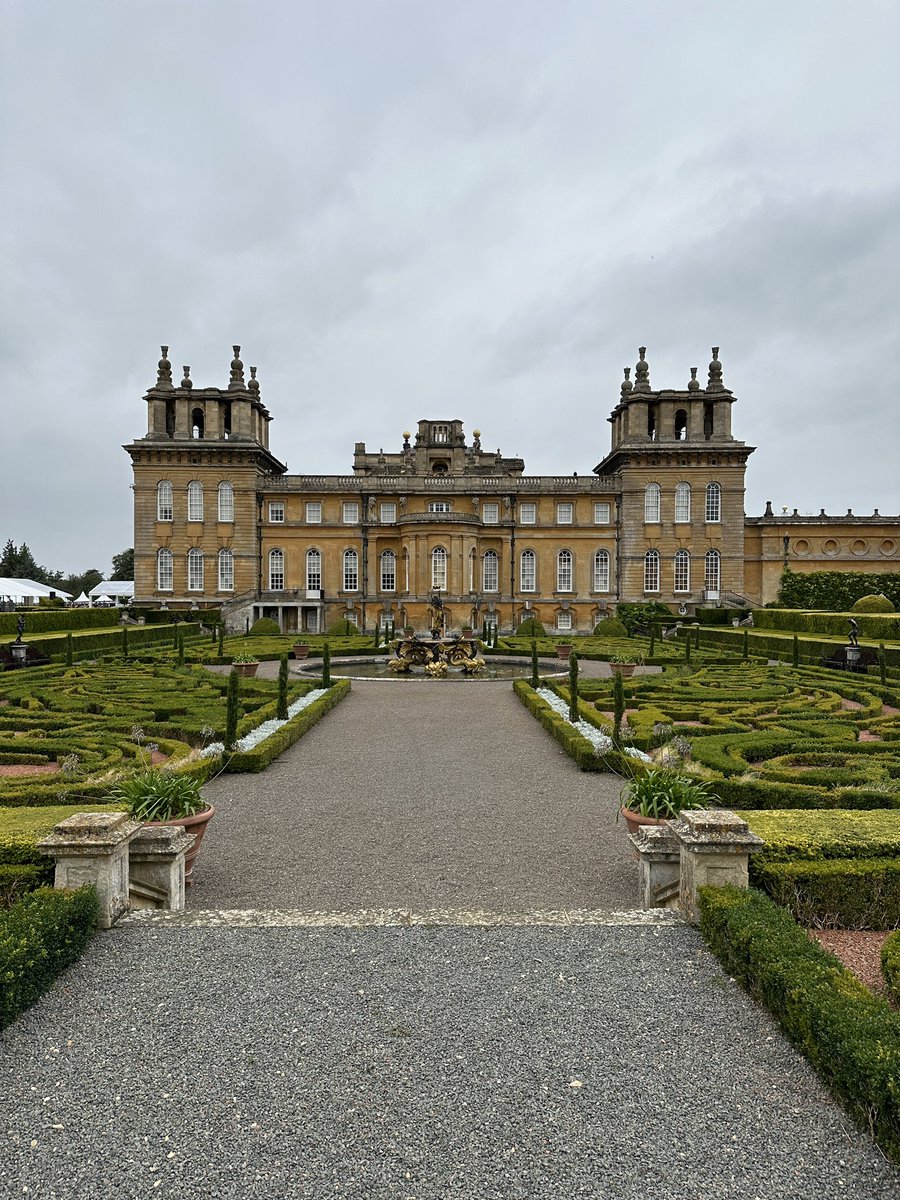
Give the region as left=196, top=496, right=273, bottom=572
left=118, top=906, right=684, bottom=929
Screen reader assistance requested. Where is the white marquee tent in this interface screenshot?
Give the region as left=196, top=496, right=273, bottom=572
left=0, top=578, right=72, bottom=605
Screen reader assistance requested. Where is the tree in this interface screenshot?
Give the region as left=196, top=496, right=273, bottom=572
left=0, top=539, right=47, bottom=583
left=110, top=548, right=134, bottom=581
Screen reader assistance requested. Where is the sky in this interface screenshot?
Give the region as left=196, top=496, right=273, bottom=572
left=2, top=0, right=898, bottom=575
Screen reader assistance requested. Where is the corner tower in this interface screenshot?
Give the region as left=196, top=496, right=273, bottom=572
left=594, top=348, right=754, bottom=607
left=125, top=346, right=286, bottom=608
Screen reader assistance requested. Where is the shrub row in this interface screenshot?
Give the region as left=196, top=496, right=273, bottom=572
left=742, top=809, right=900, bottom=862
left=754, top=857, right=900, bottom=929
left=883, top=932, right=900, bottom=1007
left=0, top=886, right=99, bottom=1030
left=684, top=625, right=900, bottom=669
left=778, top=567, right=900, bottom=612
left=752, top=608, right=900, bottom=640
left=512, top=679, right=603, bottom=771
left=225, top=679, right=351, bottom=773
left=0, top=610, right=120, bottom=635
left=698, top=885, right=900, bottom=1164
left=25, top=622, right=204, bottom=662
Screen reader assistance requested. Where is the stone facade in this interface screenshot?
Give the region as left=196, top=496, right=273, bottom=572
left=125, top=346, right=899, bottom=630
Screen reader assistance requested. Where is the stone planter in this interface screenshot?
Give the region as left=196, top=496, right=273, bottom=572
left=610, top=662, right=636, bottom=677
left=147, top=804, right=215, bottom=884
left=292, top=644, right=310, bottom=660
left=555, top=644, right=574, bottom=660
left=233, top=662, right=258, bottom=677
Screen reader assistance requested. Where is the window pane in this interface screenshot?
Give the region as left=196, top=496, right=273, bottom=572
left=520, top=550, right=535, bottom=591
left=428, top=501, right=452, bottom=513
left=557, top=503, right=573, bottom=524
left=343, top=502, right=359, bottom=524
left=268, top=502, right=284, bottom=523
left=644, top=550, right=660, bottom=592
left=705, top=549, right=720, bottom=592
left=557, top=550, right=573, bottom=591
left=675, top=484, right=691, bottom=524
left=157, top=549, right=173, bottom=591
left=157, top=482, right=173, bottom=522
left=217, top=482, right=234, bottom=523
left=519, top=503, right=536, bottom=525
left=306, top=502, right=322, bottom=524
left=269, top=550, right=284, bottom=590
left=483, top=503, right=499, bottom=524
left=380, top=551, right=396, bottom=592
left=218, top=549, right=234, bottom=591
left=483, top=551, right=498, bottom=592
left=674, top=550, right=690, bottom=593
left=593, top=502, right=610, bottom=524
left=380, top=503, right=396, bottom=523
left=188, top=482, right=203, bottom=522
left=431, top=547, right=447, bottom=590
left=593, top=550, right=609, bottom=592
left=343, top=549, right=358, bottom=591
left=705, top=483, right=721, bottom=522
left=644, top=484, right=660, bottom=524
left=557, top=611, right=573, bottom=631
left=188, top=549, right=204, bottom=591
left=306, top=549, right=321, bottom=590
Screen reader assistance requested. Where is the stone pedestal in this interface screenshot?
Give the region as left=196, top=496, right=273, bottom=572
left=629, top=824, right=681, bottom=909
left=38, top=812, right=141, bottom=929
left=668, top=809, right=764, bottom=924
left=128, top=826, right=195, bottom=911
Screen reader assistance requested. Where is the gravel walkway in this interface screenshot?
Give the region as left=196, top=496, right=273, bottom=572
left=190, top=679, right=634, bottom=912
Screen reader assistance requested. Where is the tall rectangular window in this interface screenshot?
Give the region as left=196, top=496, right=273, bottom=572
left=157, top=482, right=173, bottom=522
left=306, top=502, right=322, bottom=524
left=519, top=503, right=536, bottom=525
left=557, top=611, right=573, bottom=631
left=520, top=550, right=536, bottom=592
left=218, top=482, right=234, bottom=523
left=157, top=549, right=173, bottom=591
left=380, top=502, right=396, bottom=523
left=269, top=502, right=284, bottom=523
left=380, top=551, right=396, bottom=592
left=268, top=550, right=284, bottom=591
left=343, top=502, right=359, bottom=524
left=482, top=551, right=499, bottom=592
left=557, top=550, right=573, bottom=591
left=218, top=549, right=234, bottom=591
left=593, top=502, right=610, bottom=524
left=556, top=503, right=573, bottom=524
left=483, top=502, right=500, bottom=524
left=644, top=550, right=660, bottom=593
left=187, top=482, right=204, bottom=522
left=675, top=484, right=691, bottom=524
left=187, top=549, right=204, bottom=591
left=674, top=550, right=690, bottom=593
left=343, top=549, right=359, bottom=591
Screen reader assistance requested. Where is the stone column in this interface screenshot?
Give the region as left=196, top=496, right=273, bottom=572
left=668, top=809, right=764, bottom=924
left=128, top=826, right=195, bottom=912
left=38, top=812, right=142, bottom=929
left=629, top=823, right=681, bottom=910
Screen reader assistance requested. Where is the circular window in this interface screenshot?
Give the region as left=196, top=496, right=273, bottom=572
left=851, top=539, right=868, bottom=555
left=822, top=539, right=839, bottom=556
left=793, top=539, right=809, bottom=555
left=880, top=539, right=897, bottom=556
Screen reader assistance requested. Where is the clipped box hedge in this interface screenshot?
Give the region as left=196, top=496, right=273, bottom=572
left=225, top=679, right=351, bottom=773
left=0, top=610, right=120, bottom=635
left=513, top=679, right=605, bottom=771
left=698, top=884, right=900, bottom=1164
left=741, top=809, right=900, bottom=863
left=754, top=857, right=900, bottom=929
left=882, top=932, right=900, bottom=1007
left=753, top=608, right=900, bottom=641
left=0, top=885, right=99, bottom=1029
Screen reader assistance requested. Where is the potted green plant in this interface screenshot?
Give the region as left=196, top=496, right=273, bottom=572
left=609, top=651, right=644, bottom=677
left=555, top=641, right=574, bottom=660
left=619, top=769, right=711, bottom=838
left=292, top=641, right=310, bottom=660
left=109, top=769, right=214, bottom=883
left=232, top=652, right=259, bottom=677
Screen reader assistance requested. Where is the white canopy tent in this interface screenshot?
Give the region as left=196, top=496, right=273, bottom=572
left=89, top=581, right=134, bottom=604
left=0, top=577, right=73, bottom=605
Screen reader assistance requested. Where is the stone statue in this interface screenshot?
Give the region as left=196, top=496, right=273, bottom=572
left=15, top=615, right=25, bottom=642
left=848, top=618, right=860, bottom=648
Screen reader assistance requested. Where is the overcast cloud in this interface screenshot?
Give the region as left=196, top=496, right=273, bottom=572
left=2, top=0, right=898, bottom=574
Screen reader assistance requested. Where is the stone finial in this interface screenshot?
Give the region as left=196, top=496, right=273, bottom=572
left=706, top=347, right=724, bottom=391
left=688, top=366, right=700, bottom=392
left=181, top=365, right=192, bottom=390
left=634, top=347, right=651, bottom=392
left=620, top=366, right=633, bottom=398
left=229, top=345, right=245, bottom=389
left=472, top=428, right=481, bottom=450
left=248, top=365, right=260, bottom=396
left=764, top=500, right=774, bottom=517
left=156, top=345, right=173, bottom=389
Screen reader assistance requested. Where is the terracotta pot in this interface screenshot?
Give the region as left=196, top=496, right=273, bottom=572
left=619, top=805, right=666, bottom=840
left=148, top=804, right=215, bottom=884
left=292, top=644, right=310, bottom=659
left=609, top=662, right=636, bottom=677
left=556, top=644, right=574, bottom=660
left=233, top=662, right=258, bottom=677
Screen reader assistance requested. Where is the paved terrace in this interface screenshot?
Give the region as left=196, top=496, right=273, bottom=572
left=2, top=674, right=897, bottom=1199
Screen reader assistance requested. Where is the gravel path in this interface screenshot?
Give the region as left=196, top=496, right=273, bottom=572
left=190, top=679, right=634, bottom=912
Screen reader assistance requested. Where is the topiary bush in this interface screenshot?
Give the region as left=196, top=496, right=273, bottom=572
left=851, top=594, right=896, bottom=614
left=325, top=618, right=359, bottom=636
left=249, top=617, right=282, bottom=636
left=593, top=617, right=628, bottom=638
left=517, top=618, right=546, bottom=637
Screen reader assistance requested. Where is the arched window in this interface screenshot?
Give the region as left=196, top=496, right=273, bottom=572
left=380, top=550, right=396, bottom=592
left=705, top=482, right=721, bottom=523
left=705, top=549, right=721, bottom=595
left=156, top=548, right=173, bottom=591
left=187, top=548, right=204, bottom=592
left=191, top=407, right=205, bottom=439
left=187, top=481, right=203, bottom=522
left=217, top=481, right=234, bottom=523
left=520, top=549, right=536, bottom=592
left=343, top=548, right=358, bottom=592
left=674, top=549, right=690, bottom=593
left=157, top=481, right=173, bottom=522
left=305, top=549, right=321, bottom=590
left=644, top=483, right=661, bottom=523
left=557, top=550, right=573, bottom=592
left=218, top=549, right=234, bottom=591
left=482, top=550, right=499, bottom=593
left=675, top=482, right=691, bottom=524
left=592, top=549, right=610, bottom=592
left=268, top=549, right=284, bottom=591
left=674, top=409, right=688, bottom=440
left=644, top=550, right=660, bottom=593
left=431, top=546, right=447, bottom=591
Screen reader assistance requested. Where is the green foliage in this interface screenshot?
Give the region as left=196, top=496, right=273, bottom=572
left=615, top=601, right=673, bottom=635
left=698, top=885, right=900, bottom=1163
left=321, top=641, right=332, bottom=687
left=744, top=810, right=900, bottom=864
left=755, top=857, right=900, bottom=929
left=0, top=886, right=99, bottom=1029
left=277, top=654, right=289, bottom=720
left=110, top=548, right=134, bottom=581
left=612, top=669, right=625, bottom=745
left=0, top=609, right=119, bottom=635
left=249, top=617, right=282, bottom=636
left=225, top=668, right=242, bottom=752
left=882, top=932, right=900, bottom=1007
left=530, top=639, right=539, bottom=688
left=568, top=651, right=579, bottom=722
left=225, top=680, right=351, bottom=773
left=592, top=617, right=628, bottom=638
left=517, top=617, right=546, bottom=637
left=513, top=680, right=605, bottom=772
left=792, top=633, right=799, bottom=667
left=752, top=608, right=900, bottom=639
left=65, top=633, right=73, bottom=667
left=326, top=618, right=359, bottom=636
left=108, top=769, right=207, bottom=822
left=217, top=624, right=225, bottom=656
left=852, top=593, right=896, bottom=614
left=779, top=566, right=900, bottom=612
left=621, top=770, right=712, bottom=819
left=0, top=863, right=47, bottom=907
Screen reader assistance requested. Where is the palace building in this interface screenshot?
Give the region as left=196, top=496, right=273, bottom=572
left=125, top=345, right=898, bottom=633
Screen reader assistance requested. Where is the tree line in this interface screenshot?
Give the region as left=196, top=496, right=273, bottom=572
left=0, top=541, right=133, bottom=599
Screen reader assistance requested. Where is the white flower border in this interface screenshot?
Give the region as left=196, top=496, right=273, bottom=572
left=201, top=688, right=329, bottom=758
left=536, top=687, right=652, bottom=763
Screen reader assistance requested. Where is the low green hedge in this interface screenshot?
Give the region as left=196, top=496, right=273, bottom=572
left=779, top=567, right=900, bottom=613
left=754, top=857, right=900, bottom=929
left=0, top=610, right=120, bottom=635
left=753, top=608, right=900, bottom=641
left=698, top=885, right=900, bottom=1164
left=0, top=863, right=50, bottom=906
left=882, top=932, right=900, bottom=1007
left=741, top=809, right=900, bottom=863
left=0, top=886, right=98, bottom=1029
left=225, top=679, right=351, bottom=773
left=513, top=679, right=610, bottom=771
